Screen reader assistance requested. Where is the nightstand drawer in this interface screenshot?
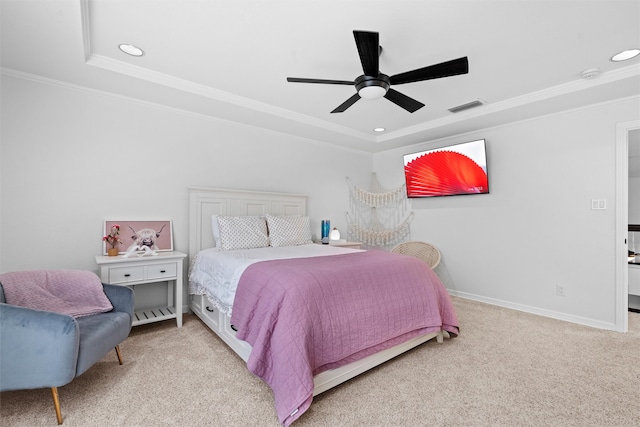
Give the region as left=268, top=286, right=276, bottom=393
left=147, top=263, right=177, bottom=280
left=108, top=266, right=144, bottom=284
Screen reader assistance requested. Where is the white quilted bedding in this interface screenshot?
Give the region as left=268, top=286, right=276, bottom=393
left=188, top=244, right=361, bottom=315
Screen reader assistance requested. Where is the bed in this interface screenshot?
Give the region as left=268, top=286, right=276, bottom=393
left=187, top=187, right=459, bottom=426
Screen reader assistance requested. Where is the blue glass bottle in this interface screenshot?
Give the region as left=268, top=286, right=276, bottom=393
left=321, top=220, right=330, bottom=244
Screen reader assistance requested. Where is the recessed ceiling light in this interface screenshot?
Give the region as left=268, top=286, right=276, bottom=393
left=611, top=49, right=640, bottom=62
left=118, top=44, right=144, bottom=57
left=373, top=127, right=386, bottom=132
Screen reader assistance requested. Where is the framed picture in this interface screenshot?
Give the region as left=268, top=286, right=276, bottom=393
left=103, top=220, right=173, bottom=255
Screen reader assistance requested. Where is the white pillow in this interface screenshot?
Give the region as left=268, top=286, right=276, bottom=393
left=266, top=214, right=313, bottom=247
left=216, top=216, right=269, bottom=250
left=211, top=215, right=222, bottom=248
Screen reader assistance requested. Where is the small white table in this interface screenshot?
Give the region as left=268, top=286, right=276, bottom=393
left=96, top=251, right=187, bottom=327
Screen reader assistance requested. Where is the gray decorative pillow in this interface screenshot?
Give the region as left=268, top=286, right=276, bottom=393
left=266, top=214, right=313, bottom=247
left=217, top=216, right=269, bottom=250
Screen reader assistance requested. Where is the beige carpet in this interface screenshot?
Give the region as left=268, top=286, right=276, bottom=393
left=2, top=297, right=639, bottom=426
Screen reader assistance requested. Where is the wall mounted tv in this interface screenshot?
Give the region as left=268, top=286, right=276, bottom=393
left=403, top=139, right=489, bottom=198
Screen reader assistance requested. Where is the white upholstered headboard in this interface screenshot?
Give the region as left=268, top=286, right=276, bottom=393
left=188, top=187, right=307, bottom=260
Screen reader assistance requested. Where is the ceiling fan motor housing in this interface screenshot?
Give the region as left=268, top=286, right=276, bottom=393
left=355, top=74, right=390, bottom=98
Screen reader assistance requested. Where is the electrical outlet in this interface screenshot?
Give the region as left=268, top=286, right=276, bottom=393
left=556, top=284, right=566, bottom=297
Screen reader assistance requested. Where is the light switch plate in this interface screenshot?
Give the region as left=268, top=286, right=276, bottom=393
left=591, top=199, right=607, bottom=210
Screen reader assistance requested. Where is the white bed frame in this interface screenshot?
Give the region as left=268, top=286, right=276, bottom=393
left=188, top=186, right=445, bottom=395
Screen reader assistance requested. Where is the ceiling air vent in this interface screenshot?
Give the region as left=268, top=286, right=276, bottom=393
left=448, top=99, right=485, bottom=113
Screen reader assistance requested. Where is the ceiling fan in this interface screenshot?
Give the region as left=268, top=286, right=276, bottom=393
left=287, top=30, right=469, bottom=114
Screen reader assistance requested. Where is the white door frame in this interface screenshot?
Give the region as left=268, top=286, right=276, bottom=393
left=615, top=120, right=639, bottom=332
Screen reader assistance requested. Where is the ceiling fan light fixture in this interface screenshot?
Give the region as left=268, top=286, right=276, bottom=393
left=355, top=74, right=390, bottom=100
left=611, top=49, right=640, bottom=62
left=358, top=85, right=387, bottom=100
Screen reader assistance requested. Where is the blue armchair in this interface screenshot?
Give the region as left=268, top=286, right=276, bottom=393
left=0, top=272, right=134, bottom=424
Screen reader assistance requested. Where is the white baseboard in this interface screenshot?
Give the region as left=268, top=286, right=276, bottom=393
left=448, top=290, right=618, bottom=331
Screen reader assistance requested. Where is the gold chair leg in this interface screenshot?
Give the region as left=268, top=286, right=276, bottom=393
left=50, top=348, right=123, bottom=426
left=51, top=387, right=63, bottom=425
left=115, top=345, right=123, bottom=365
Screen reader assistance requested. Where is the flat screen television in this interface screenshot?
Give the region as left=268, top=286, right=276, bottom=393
left=403, top=139, right=489, bottom=198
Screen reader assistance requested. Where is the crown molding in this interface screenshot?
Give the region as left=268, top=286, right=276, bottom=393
left=377, top=64, right=640, bottom=143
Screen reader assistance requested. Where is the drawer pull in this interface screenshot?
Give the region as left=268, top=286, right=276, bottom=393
left=124, top=274, right=131, bottom=277
left=160, top=270, right=166, bottom=273
left=205, top=306, right=215, bottom=313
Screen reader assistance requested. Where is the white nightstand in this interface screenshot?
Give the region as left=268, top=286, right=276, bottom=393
left=96, top=251, right=187, bottom=327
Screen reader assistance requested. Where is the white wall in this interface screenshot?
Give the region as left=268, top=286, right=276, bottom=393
left=630, top=177, right=640, bottom=225
left=630, top=175, right=640, bottom=255
left=373, top=96, right=640, bottom=329
left=3, top=73, right=639, bottom=330
left=0, top=75, right=373, bottom=275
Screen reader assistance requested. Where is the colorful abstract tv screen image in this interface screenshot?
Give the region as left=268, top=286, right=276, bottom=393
left=403, top=139, right=489, bottom=198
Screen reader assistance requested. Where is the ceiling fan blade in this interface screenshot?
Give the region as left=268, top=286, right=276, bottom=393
left=389, top=57, right=469, bottom=85
left=287, top=77, right=354, bottom=85
left=331, top=93, right=361, bottom=113
left=384, top=88, right=425, bottom=113
left=353, top=30, right=379, bottom=77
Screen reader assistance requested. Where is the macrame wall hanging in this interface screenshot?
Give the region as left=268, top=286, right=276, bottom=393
left=345, top=173, right=413, bottom=250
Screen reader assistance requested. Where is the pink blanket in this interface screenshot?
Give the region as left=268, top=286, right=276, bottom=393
left=231, top=250, right=459, bottom=426
left=0, top=270, right=113, bottom=318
